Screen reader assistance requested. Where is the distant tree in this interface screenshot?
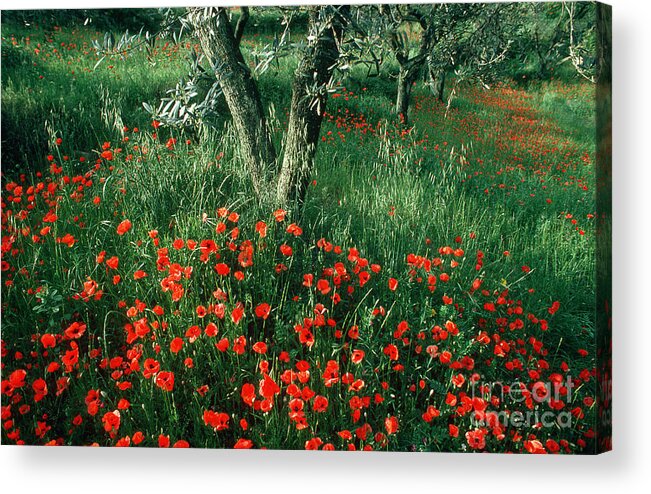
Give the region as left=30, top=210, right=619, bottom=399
left=425, top=2, right=513, bottom=106
left=377, top=3, right=511, bottom=125
left=562, top=1, right=597, bottom=83
left=510, top=1, right=596, bottom=81
left=380, top=4, right=439, bottom=125
left=527, top=2, right=568, bottom=78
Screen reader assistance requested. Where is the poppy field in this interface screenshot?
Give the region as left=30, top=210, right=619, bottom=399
left=1, top=7, right=607, bottom=453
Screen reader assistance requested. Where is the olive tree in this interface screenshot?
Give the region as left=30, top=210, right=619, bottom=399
left=377, top=3, right=510, bottom=125
left=185, top=6, right=349, bottom=207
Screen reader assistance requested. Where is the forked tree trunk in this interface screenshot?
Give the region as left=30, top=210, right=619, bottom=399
left=388, top=9, right=435, bottom=127
left=191, top=8, right=276, bottom=200
left=276, top=6, right=348, bottom=206
left=190, top=6, right=347, bottom=207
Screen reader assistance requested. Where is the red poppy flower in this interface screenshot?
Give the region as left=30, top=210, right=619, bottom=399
left=259, top=373, right=280, bottom=399
left=170, top=337, right=183, bottom=354
left=548, top=301, right=561, bottom=315
left=388, top=278, right=398, bottom=291
left=232, top=335, right=246, bottom=355
left=142, top=358, right=160, bottom=378
left=234, top=438, right=253, bottom=449
left=351, top=349, right=365, bottom=364
left=64, top=321, right=86, bottom=340
left=155, top=371, right=174, bottom=392
left=40, top=333, right=56, bottom=348
left=116, top=219, right=132, bottom=236
left=102, top=410, right=121, bottom=435
left=254, top=303, right=271, bottom=320
left=286, top=223, right=303, bottom=236
left=133, top=270, right=147, bottom=280
left=20, top=386, right=38, bottom=405
left=524, top=439, right=547, bottom=454
left=231, top=304, right=244, bottom=324
left=216, top=338, right=230, bottom=352
left=279, top=244, right=293, bottom=256
left=185, top=325, right=201, bottom=342
left=385, top=416, right=399, bottom=435
left=452, top=373, right=466, bottom=387
left=316, top=279, right=330, bottom=295
left=383, top=344, right=399, bottom=361
left=214, top=263, right=230, bottom=276
left=203, top=410, right=230, bottom=431
left=241, top=383, right=256, bottom=406
left=252, top=341, right=268, bottom=354
left=313, top=395, right=329, bottom=412
left=465, top=429, right=486, bottom=450
left=205, top=322, right=218, bottom=337
left=255, top=221, right=267, bottom=238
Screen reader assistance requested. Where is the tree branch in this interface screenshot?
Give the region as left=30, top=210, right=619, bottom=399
left=233, top=6, right=249, bottom=46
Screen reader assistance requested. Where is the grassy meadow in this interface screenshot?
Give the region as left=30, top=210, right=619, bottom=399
left=1, top=10, right=599, bottom=453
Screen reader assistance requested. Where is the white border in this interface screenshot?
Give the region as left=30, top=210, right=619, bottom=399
left=2, top=0, right=651, bottom=492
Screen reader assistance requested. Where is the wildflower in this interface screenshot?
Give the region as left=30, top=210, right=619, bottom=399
left=64, top=321, right=86, bottom=340
left=254, top=303, right=271, bottom=320
left=170, top=337, right=183, bottom=354
left=116, top=219, right=132, bottom=236
left=155, top=371, right=174, bottom=391
left=385, top=416, right=399, bottom=435
left=465, top=429, right=487, bottom=450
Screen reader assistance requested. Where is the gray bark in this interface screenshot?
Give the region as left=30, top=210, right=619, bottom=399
left=433, top=70, right=446, bottom=102
left=388, top=10, right=435, bottom=126
left=396, top=69, right=414, bottom=124
left=276, top=6, right=348, bottom=206
left=191, top=8, right=276, bottom=201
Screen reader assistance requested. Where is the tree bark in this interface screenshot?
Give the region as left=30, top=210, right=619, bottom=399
left=190, top=8, right=276, bottom=201
left=388, top=8, right=435, bottom=127
left=433, top=70, right=446, bottom=102
left=396, top=69, right=413, bottom=124
left=233, top=7, right=249, bottom=46
left=276, top=6, right=348, bottom=206
left=395, top=62, right=421, bottom=126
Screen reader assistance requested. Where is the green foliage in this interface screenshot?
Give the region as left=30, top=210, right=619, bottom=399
left=1, top=8, right=170, bottom=32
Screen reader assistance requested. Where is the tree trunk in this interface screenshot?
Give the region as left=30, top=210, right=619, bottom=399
left=395, top=70, right=411, bottom=125
left=434, top=70, right=446, bottom=102
left=387, top=7, right=435, bottom=127
left=190, top=8, right=276, bottom=201
left=395, top=66, right=418, bottom=126
left=276, top=6, right=348, bottom=206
